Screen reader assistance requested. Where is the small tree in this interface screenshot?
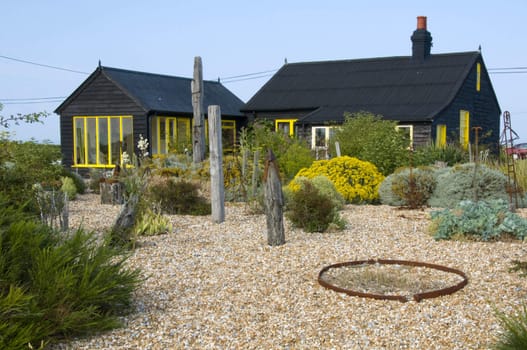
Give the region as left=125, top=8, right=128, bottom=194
left=331, top=111, right=410, bottom=175
left=0, top=102, right=48, bottom=128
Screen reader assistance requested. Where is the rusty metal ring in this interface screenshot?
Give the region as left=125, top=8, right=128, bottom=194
left=318, top=259, right=468, bottom=302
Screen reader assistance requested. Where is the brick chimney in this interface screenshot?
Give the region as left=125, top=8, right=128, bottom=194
left=411, top=16, right=432, bottom=61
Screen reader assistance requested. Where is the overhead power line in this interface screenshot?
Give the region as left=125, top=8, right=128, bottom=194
left=0, top=54, right=89, bottom=74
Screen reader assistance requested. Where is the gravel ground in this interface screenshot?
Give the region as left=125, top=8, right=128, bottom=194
left=53, top=194, right=527, bottom=349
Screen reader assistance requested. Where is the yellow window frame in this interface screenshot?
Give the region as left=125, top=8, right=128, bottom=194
left=476, top=63, right=481, bottom=92
left=436, top=124, right=447, bottom=147
left=275, top=119, right=297, bottom=136
left=72, top=115, right=133, bottom=168
left=460, top=110, right=470, bottom=149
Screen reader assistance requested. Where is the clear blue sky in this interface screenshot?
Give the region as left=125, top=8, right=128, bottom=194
left=1, top=0, right=526, bottom=144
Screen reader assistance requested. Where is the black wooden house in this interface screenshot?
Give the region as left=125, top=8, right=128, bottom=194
left=55, top=65, right=246, bottom=172
left=242, top=17, right=501, bottom=153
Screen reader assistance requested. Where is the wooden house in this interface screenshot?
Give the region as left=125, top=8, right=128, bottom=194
left=241, top=17, right=501, bottom=154
left=55, top=65, right=246, bottom=173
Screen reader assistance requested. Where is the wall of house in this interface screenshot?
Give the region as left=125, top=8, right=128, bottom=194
left=59, top=72, right=147, bottom=172
left=432, top=58, right=501, bottom=152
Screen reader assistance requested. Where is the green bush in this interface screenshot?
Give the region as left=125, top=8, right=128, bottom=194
left=291, top=156, right=384, bottom=204
left=61, top=170, right=86, bottom=195
left=0, top=139, right=62, bottom=210
left=60, top=176, right=77, bottom=200
left=286, top=180, right=345, bottom=232
left=331, top=112, right=410, bottom=175
left=379, top=167, right=437, bottom=208
left=88, top=169, right=105, bottom=194
left=430, top=199, right=527, bottom=241
left=494, top=304, right=527, bottom=350
left=134, top=208, right=172, bottom=236
left=412, top=143, right=469, bottom=167
left=279, top=142, right=314, bottom=181
left=286, top=175, right=345, bottom=211
left=146, top=176, right=210, bottom=215
left=0, top=197, right=141, bottom=348
left=428, top=163, right=508, bottom=208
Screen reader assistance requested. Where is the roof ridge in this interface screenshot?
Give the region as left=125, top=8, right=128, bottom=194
left=101, top=65, right=223, bottom=84
left=285, top=51, right=480, bottom=66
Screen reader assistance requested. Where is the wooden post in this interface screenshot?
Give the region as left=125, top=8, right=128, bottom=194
left=192, top=56, right=205, bottom=163
left=208, top=105, right=225, bottom=223
left=263, top=149, right=285, bottom=246
left=335, top=141, right=341, bottom=157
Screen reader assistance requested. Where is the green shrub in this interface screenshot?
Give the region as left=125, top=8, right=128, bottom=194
left=287, top=175, right=345, bottom=210
left=0, top=197, right=141, bottom=348
left=286, top=180, right=345, bottom=232
left=146, top=176, right=210, bottom=215
left=291, top=156, right=384, bottom=204
left=494, top=304, right=527, bottom=350
left=60, top=176, right=77, bottom=200
left=413, top=143, right=469, bottom=167
left=429, top=199, right=527, bottom=241
left=379, top=167, right=437, bottom=208
left=135, top=208, right=172, bottom=236
left=428, top=163, right=508, bottom=208
left=61, top=170, right=86, bottom=195
left=279, top=142, right=314, bottom=181
left=331, top=112, right=410, bottom=175
left=0, top=139, right=62, bottom=211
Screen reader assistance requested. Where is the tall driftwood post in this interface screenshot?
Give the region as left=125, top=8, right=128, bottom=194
left=191, top=56, right=205, bottom=163
left=263, top=149, right=285, bottom=246
left=208, top=105, right=225, bottom=223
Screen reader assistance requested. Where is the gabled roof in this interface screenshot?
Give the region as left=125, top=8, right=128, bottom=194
left=242, top=52, right=481, bottom=123
left=56, top=66, right=245, bottom=116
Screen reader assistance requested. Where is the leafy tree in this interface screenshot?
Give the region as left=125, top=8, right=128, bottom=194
left=331, top=111, right=410, bottom=175
left=0, top=102, right=48, bottom=128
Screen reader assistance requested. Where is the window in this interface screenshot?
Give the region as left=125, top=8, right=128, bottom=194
left=73, top=116, right=133, bottom=167
left=311, top=126, right=335, bottom=149
left=436, top=124, right=447, bottom=147
left=151, top=116, right=191, bottom=155
left=220, top=120, right=236, bottom=152
left=476, top=63, right=481, bottom=92
left=460, top=110, right=470, bottom=149
left=396, top=125, right=413, bottom=147
left=275, top=119, right=297, bottom=136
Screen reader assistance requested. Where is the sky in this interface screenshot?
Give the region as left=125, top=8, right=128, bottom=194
left=1, top=0, right=526, bottom=145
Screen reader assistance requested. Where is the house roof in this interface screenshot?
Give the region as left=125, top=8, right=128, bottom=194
left=56, top=66, right=245, bottom=117
left=242, top=51, right=481, bottom=123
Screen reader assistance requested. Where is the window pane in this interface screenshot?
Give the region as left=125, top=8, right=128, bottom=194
left=87, top=118, right=97, bottom=164
left=177, top=119, right=189, bottom=151
left=75, top=119, right=85, bottom=164
left=122, top=117, right=134, bottom=157
left=315, top=128, right=327, bottom=147
left=98, top=118, right=109, bottom=165
left=159, top=118, right=167, bottom=154
left=110, top=118, right=120, bottom=165
left=277, top=122, right=290, bottom=135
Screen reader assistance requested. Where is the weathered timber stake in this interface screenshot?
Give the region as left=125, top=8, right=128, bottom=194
left=335, top=141, right=341, bottom=157
left=191, top=56, right=205, bottom=163
left=263, top=149, right=285, bottom=246
left=208, top=105, right=225, bottom=223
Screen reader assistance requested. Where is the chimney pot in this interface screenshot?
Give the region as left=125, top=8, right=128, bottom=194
left=417, top=16, right=427, bottom=30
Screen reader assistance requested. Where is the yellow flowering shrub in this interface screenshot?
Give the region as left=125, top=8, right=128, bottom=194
left=289, top=156, right=384, bottom=203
